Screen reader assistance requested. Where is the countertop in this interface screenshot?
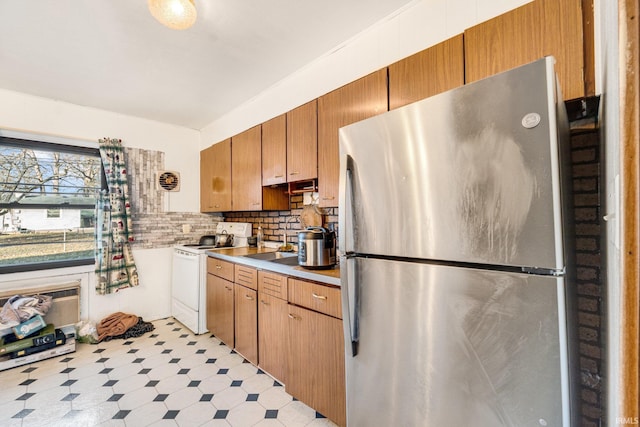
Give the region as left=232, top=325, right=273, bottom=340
left=205, top=247, right=341, bottom=287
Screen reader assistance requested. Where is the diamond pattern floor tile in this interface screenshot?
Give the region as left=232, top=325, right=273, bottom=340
left=0, top=318, right=337, bottom=427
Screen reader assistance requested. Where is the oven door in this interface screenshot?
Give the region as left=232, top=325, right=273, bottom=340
left=172, top=248, right=200, bottom=311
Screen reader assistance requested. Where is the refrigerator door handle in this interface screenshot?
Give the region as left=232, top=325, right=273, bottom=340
left=338, top=153, right=355, bottom=255
left=340, top=152, right=359, bottom=356
left=341, top=254, right=359, bottom=357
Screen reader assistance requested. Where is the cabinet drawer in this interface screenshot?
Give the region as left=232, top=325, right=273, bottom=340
left=207, top=257, right=234, bottom=282
left=235, top=264, right=257, bottom=290
left=288, top=278, right=341, bottom=319
left=258, top=271, right=288, bottom=300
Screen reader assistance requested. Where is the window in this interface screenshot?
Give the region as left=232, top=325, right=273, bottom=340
left=46, top=209, right=60, bottom=218
left=0, top=136, right=103, bottom=273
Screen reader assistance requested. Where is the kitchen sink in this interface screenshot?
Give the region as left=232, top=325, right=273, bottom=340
left=243, top=251, right=299, bottom=266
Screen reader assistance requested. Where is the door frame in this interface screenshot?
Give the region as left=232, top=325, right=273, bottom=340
left=619, top=0, right=639, bottom=419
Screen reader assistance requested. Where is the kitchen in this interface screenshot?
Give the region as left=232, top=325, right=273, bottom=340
left=0, top=0, right=636, bottom=426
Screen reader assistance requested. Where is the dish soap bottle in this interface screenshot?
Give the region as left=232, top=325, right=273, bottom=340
left=257, top=226, right=264, bottom=248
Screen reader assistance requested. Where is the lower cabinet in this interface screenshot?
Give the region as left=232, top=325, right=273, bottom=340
left=234, top=284, right=258, bottom=364
left=286, top=291, right=346, bottom=426
left=206, top=273, right=235, bottom=348
left=258, top=292, right=289, bottom=383
left=208, top=258, right=345, bottom=427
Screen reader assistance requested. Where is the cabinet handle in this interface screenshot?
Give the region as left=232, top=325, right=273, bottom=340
left=312, top=292, right=327, bottom=300
left=289, top=171, right=299, bottom=176
left=321, top=196, right=335, bottom=200
left=260, top=300, right=269, bottom=305
left=274, top=175, right=284, bottom=178
left=288, top=313, right=299, bottom=320
left=214, top=205, right=221, bottom=208
left=252, top=202, right=260, bottom=206
left=225, top=286, right=232, bottom=291
left=216, top=265, right=222, bottom=269
left=245, top=294, right=254, bottom=301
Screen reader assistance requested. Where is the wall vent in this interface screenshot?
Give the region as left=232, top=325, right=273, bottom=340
left=158, top=171, right=180, bottom=192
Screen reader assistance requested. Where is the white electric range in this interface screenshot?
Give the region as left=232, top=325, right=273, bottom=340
left=171, top=222, right=252, bottom=334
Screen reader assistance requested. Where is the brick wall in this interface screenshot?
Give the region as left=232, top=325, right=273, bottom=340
left=225, top=194, right=339, bottom=246
left=124, top=147, right=223, bottom=249
left=570, top=129, right=603, bottom=426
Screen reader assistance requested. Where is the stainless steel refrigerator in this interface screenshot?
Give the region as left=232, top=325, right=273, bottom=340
left=338, top=57, right=577, bottom=426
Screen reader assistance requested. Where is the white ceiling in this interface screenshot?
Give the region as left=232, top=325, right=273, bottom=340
left=0, top=0, right=415, bottom=130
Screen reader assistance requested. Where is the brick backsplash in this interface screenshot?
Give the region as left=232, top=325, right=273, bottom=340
left=570, top=129, right=603, bottom=426
left=124, top=147, right=223, bottom=249
left=224, top=194, right=339, bottom=247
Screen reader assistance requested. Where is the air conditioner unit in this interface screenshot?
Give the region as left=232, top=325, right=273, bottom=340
left=157, top=171, right=180, bottom=192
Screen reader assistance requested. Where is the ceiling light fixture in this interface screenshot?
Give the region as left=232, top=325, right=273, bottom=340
left=148, top=0, right=197, bottom=30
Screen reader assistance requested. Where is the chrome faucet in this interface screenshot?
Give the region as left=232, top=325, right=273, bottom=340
left=281, top=216, right=298, bottom=251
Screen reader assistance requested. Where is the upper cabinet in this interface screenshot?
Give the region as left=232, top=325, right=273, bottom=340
left=464, top=0, right=586, bottom=100
left=262, top=114, right=287, bottom=187
left=286, top=100, right=318, bottom=183
left=232, top=125, right=263, bottom=211
left=389, top=34, right=464, bottom=110
left=200, top=139, right=231, bottom=212
left=202, top=0, right=591, bottom=213
left=318, top=69, right=388, bottom=207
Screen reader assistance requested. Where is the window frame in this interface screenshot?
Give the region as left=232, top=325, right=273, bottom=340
left=0, top=133, right=103, bottom=274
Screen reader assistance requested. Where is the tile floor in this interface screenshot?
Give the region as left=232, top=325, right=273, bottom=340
left=0, top=318, right=338, bottom=427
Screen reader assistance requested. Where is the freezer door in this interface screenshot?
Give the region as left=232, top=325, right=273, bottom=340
left=339, top=57, right=569, bottom=271
left=342, top=257, right=570, bottom=427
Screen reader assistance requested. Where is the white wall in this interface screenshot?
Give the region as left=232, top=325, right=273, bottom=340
left=595, top=0, right=623, bottom=423
left=200, top=0, right=532, bottom=147
left=0, top=89, right=200, bottom=323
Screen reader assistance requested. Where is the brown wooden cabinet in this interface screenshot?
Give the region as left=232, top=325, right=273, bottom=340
left=464, top=0, right=585, bottom=100
left=257, top=271, right=289, bottom=383
left=234, top=283, right=258, bottom=364
left=262, top=114, right=287, bottom=187
left=288, top=278, right=341, bottom=319
left=286, top=99, right=318, bottom=183
left=206, top=273, right=235, bottom=348
left=287, top=303, right=345, bottom=426
left=234, top=264, right=258, bottom=364
left=232, top=125, right=263, bottom=211
left=200, top=139, right=231, bottom=212
left=317, top=69, right=388, bottom=207
left=389, top=34, right=465, bottom=110
left=258, top=293, right=289, bottom=383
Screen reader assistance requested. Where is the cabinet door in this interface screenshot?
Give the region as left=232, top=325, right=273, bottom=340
left=200, top=139, right=231, bottom=212
left=287, top=304, right=346, bottom=426
left=258, top=292, right=289, bottom=383
left=262, top=114, right=287, bottom=186
left=286, top=99, right=318, bottom=182
left=234, top=284, right=258, bottom=365
left=464, top=0, right=585, bottom=100
left=232, top=125, right=262, bottom=211
left=389, top=34, right=464, bottom=110
left=318, top=69, right=387, bottom=207
left=206, top=273, right=234, bottom=348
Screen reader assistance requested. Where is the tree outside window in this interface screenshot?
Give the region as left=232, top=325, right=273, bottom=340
left=0, top=137, right=102, bottom=272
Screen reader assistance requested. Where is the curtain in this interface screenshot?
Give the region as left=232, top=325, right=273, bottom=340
left=95, top=137, right=139, bottom=294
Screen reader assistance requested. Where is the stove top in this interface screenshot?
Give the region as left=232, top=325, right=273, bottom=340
left=175, top=222, right=253, bottom=254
